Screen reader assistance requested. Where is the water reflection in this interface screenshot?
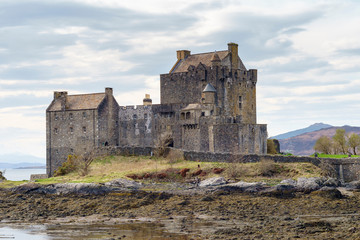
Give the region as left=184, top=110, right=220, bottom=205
left=0, top=222, right=194, bottom=240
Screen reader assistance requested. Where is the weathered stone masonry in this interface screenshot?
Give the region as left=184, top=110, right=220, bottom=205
left=46, top=43, right=268, bottom=176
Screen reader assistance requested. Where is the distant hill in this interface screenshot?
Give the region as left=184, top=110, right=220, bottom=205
left=271, top=123, right=332, bottom=140
left=0, top=162, right=45, bottom=169
left=279, top=125, right=360, bottom=156
left=0, top=154, right=45, bottom=164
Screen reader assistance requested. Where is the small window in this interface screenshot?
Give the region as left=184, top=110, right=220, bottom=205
left=181, top=112, right=185, bottom=120
left=70, top=127, right=73, bottom=134
left=54, top=113, right=58, bottom=121
left=83, top=127, right=86, bottom=133
left=144, top=113, right=147, bottom=119
left=133, top=114, right=137, bottom=120
left=54, top=128, right=58, bottom=134
left=186, top=112, right=191, bottom=119
left=82, top=112, right=86, bottom=118
left=239, top=96, right=242, bottom=109
left=69, top=113, right=73, bottom=119
left=201, top=112, right=205, bottom=117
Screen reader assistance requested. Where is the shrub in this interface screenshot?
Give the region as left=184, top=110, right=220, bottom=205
left=54, top=155, right=78, bottom=176
left=153, top=132, right=173, bottom=157
left=258, top=159, right=278, bottom=177
left=0, top=170, right=6, bottom=181
left=267, top=139, right=277, bottom=154
left=54, top=151, right=97, bottom=177
left=226, top=163, right=247, bottom=180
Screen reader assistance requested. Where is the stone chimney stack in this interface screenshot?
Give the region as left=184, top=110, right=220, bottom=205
left=176, top=50, right=191, bottom=60
left=143, top=94, right=152, bottom=106
left=105, top=87, right=115, bottom=145
left=228, top=42, right=239, bottom=70
left=54, top=91, right=68, bottom=111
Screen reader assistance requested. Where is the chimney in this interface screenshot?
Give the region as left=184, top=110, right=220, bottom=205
left=54, top=91, right=68, bottom=110
left=105, top=87, right=113, bottom=96
left=143, top=94, right=152, bottom=106
left=228, top=42, right=239, bottom=70
left=176, top=50, right=191, bottom=60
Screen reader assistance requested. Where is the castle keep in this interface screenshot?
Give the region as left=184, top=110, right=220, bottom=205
left=46, top=43, right=267, bottom=176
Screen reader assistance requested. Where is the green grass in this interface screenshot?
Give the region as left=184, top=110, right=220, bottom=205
left=313, top=153, right=360, bottom=158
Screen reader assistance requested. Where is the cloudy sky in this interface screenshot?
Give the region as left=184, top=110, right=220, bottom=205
left=1, top=0, right=360, bottom=162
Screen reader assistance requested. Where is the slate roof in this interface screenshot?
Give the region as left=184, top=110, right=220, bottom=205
left=47, top=93, right=106, bottom=111
left=171, top=51, right=228, bottom=73
left=170, top=50, right=247, bottom=73
left=203, top=83, right=217, bottom=92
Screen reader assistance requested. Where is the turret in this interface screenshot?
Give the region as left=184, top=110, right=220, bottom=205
left=202, top=83, right=216, bottom=104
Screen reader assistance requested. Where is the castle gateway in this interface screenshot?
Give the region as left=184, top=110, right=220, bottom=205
left=46, top=43, right=267, bottom=176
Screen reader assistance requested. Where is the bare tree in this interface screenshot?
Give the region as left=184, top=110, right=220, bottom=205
left=153, top=132, right=173, bottom=157
left=332, top=129, right=347, bottom=154
left=76, top=150, right=98, bottom=176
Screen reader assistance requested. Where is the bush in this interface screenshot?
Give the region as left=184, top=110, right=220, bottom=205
left=54, top=151, right=97, bottom=177
left=54, top=155, right=78, bottom=176
left=258, top=159, right=278, bottom=177
left=226, top=163, right=247, bottom=180
left=0, top=170, right=6, bottom=181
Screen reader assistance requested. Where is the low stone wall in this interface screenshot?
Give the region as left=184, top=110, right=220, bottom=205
left=96, top=146, right=153, bottom=157
left=30, top=174, right=49, bottom=182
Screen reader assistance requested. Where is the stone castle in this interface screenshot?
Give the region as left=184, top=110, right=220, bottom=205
left=46, top=43, right=267, bottom=176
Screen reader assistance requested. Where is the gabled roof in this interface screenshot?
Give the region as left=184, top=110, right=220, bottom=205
left=203, top=83, right=217, bottom=93
left=171, top=50, right=228, bottom=73
left=47, top=93, right=106, bottom=111
left=170, top=49, right=247, bottom=73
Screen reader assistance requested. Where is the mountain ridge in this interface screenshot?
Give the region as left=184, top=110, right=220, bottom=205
left=278, top=125, right=360, bottom=155
left=271, top=123, right=333, bottom=140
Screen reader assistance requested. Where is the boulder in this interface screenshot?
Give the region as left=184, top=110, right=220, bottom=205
left=345, top=180, right=360, bottom=190
left=199, top=177, right=227, bottom=187
left=105, top=178, right=142, bottom=189
left=296, top=177, right=322, bottom=193
left=280, top=179, right=297, bottom=186
left=311, top=187, right=343, bottom=199
left=50, top=183, right=111, bottom=195
left=261, top=184, right=296, bottom=198
left=219, top=181, right=267, bottom=193
left=323, top=178, right=341, bottom=187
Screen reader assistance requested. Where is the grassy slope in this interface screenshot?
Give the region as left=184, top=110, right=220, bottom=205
left=0, top=155, right=325, bottom=188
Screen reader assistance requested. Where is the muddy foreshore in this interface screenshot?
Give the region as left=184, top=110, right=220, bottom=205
left=1, top=178, right=360, bottom=239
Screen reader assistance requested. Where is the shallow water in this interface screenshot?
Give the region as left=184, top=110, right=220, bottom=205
left=3, top=168, right=46, bottom=181
left=0, top=222, right=194, bottom=240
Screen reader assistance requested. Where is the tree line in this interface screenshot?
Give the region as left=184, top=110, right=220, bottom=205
left=314, top=129, right=360, bottom=155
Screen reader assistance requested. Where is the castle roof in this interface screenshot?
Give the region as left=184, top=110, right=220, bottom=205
left=170, top=49, right=246, bottom=73
left=203, top=83, right=217, bottom=92
left=47, top=93, right=106, bottom=111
